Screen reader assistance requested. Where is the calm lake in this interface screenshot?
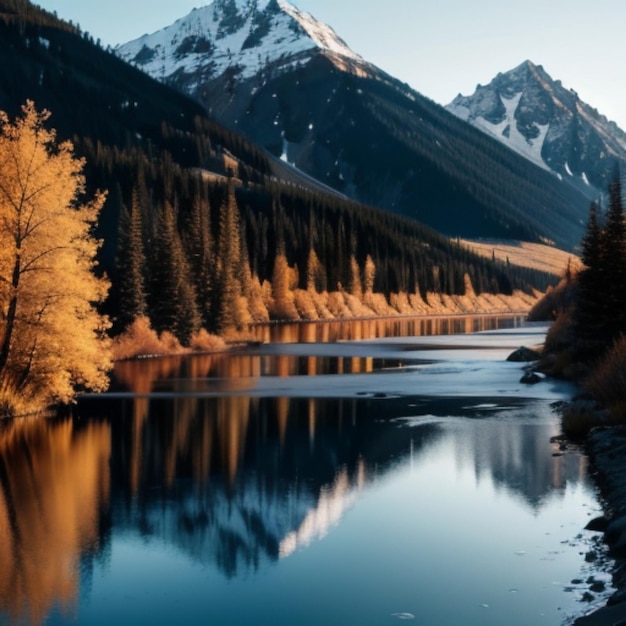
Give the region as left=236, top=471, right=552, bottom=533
left=0, top=316, right=611, bottom=625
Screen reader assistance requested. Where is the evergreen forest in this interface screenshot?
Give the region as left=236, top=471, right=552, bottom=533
left=0, top=0, right=556, bottom=348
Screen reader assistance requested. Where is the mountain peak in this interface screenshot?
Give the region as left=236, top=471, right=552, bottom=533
left=447, top=61, right=626, bottom=192
left=116, top=0, right=362, bottom=84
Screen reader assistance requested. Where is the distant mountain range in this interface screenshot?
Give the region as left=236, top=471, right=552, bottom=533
left=116, top=0, right=621, bottom=250
left=447, top=60, right=626, bottom=198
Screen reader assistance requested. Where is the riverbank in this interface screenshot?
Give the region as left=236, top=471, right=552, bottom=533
left=527, top=312, right=626, bottom=623
left=574, top=427, right=626, bottom=625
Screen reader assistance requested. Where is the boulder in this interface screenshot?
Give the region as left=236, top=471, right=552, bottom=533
left=507, top=346, right=542, bottom=362
left=585, top=516, right=609, bottom=533
left=520, top=371, right=542, bottom=384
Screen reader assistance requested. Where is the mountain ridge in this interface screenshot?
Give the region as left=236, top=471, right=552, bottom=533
left=447, top=60, right=626, bottom=195
left=116, top=0, right=370, bottom=85
left=118, top=7, right=591, bottom=249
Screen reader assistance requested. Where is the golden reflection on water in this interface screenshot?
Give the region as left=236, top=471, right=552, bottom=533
left=0, top=386, right=593, bottom=624
left=0, top=315, right=581, bottom=625
left=0, top=418, right=110, bottom=626
left=248, top=314, right=514, bottom=344
left=113, top=350, right=380, bottom=399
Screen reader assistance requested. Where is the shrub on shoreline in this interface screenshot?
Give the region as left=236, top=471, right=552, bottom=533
left=556, top=334, right=626, bottom=439
left=112, top=317, right=225, bottom=360
left=585, top=334, right=626, bottom=422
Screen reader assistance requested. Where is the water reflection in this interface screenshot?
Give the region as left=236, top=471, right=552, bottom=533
left=104, top=395, right=436, bottom=579
left=1, top=395, right=588, bottom=585
left=400, top=402, right=589, bottom=508
left=0, top=324, right=590, bottom=625
left=0, top=418, right=110, bottom=625
left=248, top=314, right=525, bottom=344
left=113, top=352, right=404, bottom=396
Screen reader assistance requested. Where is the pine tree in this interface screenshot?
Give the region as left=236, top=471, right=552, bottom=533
left=149, top=201, right=200, bottom=344
left=116, top=187, right=147, bottom=330
left=184, top=192, right=214, bottom=329
left=214, top=184, right=243, bottom=333
left=349, top=255, right=362, bottom=300
left=601, top=174, right=626, bottom=339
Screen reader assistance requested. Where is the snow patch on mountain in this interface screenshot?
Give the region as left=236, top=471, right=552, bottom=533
left=116, top=0, right=362, bottom=85
left=454, top=92, right=550, bottom=171
left=446, top=60, right=626, bottom=192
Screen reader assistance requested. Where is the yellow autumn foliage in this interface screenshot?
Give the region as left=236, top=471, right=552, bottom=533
left=0, top=102, right=111, bottom=414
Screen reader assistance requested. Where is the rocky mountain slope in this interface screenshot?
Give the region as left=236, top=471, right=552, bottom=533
left=116, top=0, right=370, bottom=84
left=117, top=2, right=592, bottom=249
left=447, top=60, right=626, bottom=197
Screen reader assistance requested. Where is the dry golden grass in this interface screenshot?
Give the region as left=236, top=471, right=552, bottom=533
left=111, top=317, right=186, bottom=360
left=112, top=319, right=227, bottom=359
left=460, top=239, right=581, bottom=276
left=189, top=329, right=227, bottom=352
left=0, top=382, right=53, bottom=417
left=528, top=277, right=578, bottom=321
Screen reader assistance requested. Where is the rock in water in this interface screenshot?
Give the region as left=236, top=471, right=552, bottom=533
left=520, top=371, right=542, bottom=384
left=507, top=346, right=542, bottom=362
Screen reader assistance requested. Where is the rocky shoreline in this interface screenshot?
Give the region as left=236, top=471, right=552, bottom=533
left=510, top=344, right=626, bottom=625
left=574, top=427, right=626, bottom=625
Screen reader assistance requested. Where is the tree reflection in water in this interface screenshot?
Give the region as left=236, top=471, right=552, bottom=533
left=0, top=387, right=590, bottom=624
left=0, top=315, right=589, bottom=626
left=0, top=418, right=110, bottom=625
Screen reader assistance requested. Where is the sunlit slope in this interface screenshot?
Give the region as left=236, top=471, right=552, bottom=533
left=461, top=240, right=581, bottom=277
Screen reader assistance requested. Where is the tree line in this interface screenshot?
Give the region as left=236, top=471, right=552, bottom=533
left=571, top=174, right=626, bottom=358
left=84, top=137, right=553, bottom=343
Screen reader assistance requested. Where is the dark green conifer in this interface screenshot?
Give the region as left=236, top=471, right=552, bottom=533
left=184, top=189, right=215, bottom=329
left=149, top=201, right=201, bottom=344
left=601, top=174, right=626, bottom=339
left=214, top=184, right=243, bottom=333
left=116, top=187, right=147, bottom=330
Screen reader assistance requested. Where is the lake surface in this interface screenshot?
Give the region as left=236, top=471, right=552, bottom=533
left=0, top=318, right=611, bottom=626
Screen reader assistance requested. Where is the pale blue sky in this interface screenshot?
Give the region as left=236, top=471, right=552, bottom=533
left=34, top=0, right=626, bottom=130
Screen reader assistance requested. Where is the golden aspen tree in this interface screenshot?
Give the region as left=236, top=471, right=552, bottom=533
left=306, top=248, right=326, bottom=293
left=349, top=255, right=362, bottom=300
left=363, top=255, right=376, bottom=294
left=0, top=102, right=111, bottom=413
left=270, top=253, right=299, bottom=320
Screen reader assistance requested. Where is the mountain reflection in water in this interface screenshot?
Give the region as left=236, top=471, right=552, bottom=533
left=0, top=321, right=594, bottom=626
left=0, top=392, right=588, bottom=624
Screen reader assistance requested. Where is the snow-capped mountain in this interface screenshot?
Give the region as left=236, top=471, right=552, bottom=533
left=116, top=0, right=369, bottom=87
left=117, top=7, right=593, bottom=249
left=447, top=60, right=626, bottom=195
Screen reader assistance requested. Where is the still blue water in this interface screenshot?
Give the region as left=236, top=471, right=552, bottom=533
left=0, top=323, right=610, bottom=626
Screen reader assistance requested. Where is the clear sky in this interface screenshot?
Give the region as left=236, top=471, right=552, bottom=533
left=33, top=0, right=626, bottom=130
